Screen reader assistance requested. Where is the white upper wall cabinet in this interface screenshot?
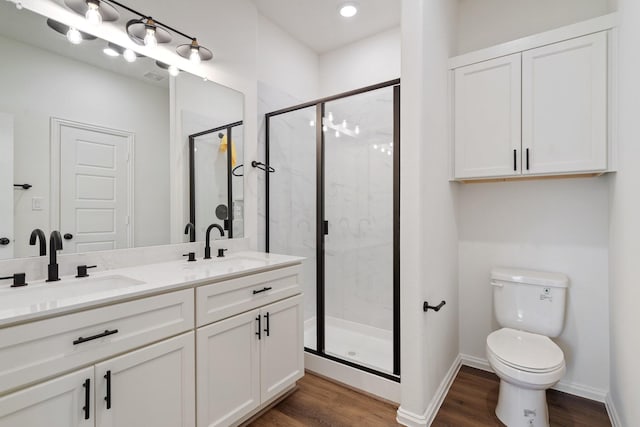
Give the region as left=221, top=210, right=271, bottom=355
left=449, top=14, right=615, bottom=181
left=454, top=54, right=522, bottom=178
left=522, top=32, right=608, bottom=175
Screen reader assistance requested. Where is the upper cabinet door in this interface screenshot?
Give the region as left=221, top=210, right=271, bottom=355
left=522, top=32, right=608, bottom=175
left=453, top=53, right=522, bottom=179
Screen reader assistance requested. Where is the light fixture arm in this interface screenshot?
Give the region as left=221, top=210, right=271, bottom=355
left=105, top=0, right=196, bottom=41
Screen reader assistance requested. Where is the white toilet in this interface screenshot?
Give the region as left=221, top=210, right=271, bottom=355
left=486, top=268, right=569, bottom=427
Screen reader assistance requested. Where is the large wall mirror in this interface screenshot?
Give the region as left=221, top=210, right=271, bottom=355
left=0, top=1, right=244, bottom=261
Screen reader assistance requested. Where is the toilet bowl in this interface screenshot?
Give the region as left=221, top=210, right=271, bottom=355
left=487, top=328, right=566, bottom=427
left=487, top=268, right=569, bottom=427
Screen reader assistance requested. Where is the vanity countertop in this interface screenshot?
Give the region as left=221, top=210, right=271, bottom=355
left=0, top=251, right=304, bottom=328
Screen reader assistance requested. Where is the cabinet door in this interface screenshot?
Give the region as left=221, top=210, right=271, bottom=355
left=196, top=309, right=261, bottom=427
left=260, top=295, right=304, bottom=403
left=0, top=367, right=93, bottom=427
left=522, top=32, right=608, bottom=174
left=95, top=332, right=195, bottom=427
left=453, top=53, right=522, bottom=178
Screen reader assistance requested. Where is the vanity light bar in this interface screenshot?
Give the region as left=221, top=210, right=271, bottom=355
left=62, top=0, right=213, bottom=63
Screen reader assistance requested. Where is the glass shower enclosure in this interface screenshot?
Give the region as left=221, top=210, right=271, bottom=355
left=264, top=80, right=400, bottom=380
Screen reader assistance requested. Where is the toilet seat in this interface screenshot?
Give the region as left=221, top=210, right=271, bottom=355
left=487, top=328, right=564, bottom=373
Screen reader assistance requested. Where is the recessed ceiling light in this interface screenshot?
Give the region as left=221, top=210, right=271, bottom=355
left=339, top=2, right=358, bottom=18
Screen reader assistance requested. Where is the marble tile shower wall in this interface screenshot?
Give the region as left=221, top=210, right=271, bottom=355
left=324, top=137, right=394, bottom=331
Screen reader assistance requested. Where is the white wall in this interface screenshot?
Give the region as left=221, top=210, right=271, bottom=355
left=457, top=0, right=614, bottom=54
left=0, top=34, right=170, bottom=257
left=257, top=14, right=320, bottom=104
left=319, top=27, right=401, bottom=97
left=608, top=0, right=640, bottom=423
left=458, top=179, right=610, bottom=398
left=398, top=0, right=459, bottom=425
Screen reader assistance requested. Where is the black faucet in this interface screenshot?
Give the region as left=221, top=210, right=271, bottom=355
left=29, top=229, right=47, bottom=256
left=204, top=224, right=225, bottom=259
left=46, top=231, right=63, bottom=282
left=184, top=223, right=196, bottom=242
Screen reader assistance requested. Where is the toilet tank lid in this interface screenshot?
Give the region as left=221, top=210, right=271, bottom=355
left=491, top=268, right=569, bottom=288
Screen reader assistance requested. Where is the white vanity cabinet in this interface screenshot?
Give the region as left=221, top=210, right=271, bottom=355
left=0, top=289, right=195, bottom=427
left=0, top=367, right=94, bottom=427
left=0, top=333, right=195, bottom=427
left=451, top=22, right=613, bottom=180
left=196, top=267, right=303, bottom=427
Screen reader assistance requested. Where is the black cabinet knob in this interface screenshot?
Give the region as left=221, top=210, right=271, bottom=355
left=0, top=237, right=10, bottom=245
left=63, top=233, right=73, bottom=240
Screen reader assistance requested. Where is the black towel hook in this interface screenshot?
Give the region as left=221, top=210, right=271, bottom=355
left=232, top=164, right=244, bottom=177
left=423, top=300, right=446, bottom=312
left=251, top=161, right=275, bottom=173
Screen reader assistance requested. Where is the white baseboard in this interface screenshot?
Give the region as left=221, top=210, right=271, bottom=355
left=458, top=354, right=608, bottom=402
left=396, top=354, right=461, bottom=427
left=605, top=393, right=622, bottom=427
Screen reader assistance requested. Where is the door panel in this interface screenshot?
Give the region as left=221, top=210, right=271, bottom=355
left=0, top=113, right=13, bottom=260
left=197, top=309, right=260, bottom=427
left=0, top=367, right=93, bottom=427
left=454, top=54, right=522, bottom=178
left=522, top=32, right=608, bottom=174
left=95, top=332, right=195, bottom=427
left=58, top=122, right=131, bottom=253
left=260, top=295, right=304, bottom=402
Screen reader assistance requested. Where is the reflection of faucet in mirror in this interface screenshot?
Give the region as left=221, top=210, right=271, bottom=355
left=29, top=229, right=47, bottom=256
left=184, top=223, right=196, bottom=242
left=204, top=224, right=225, bottom=259
left=47, top=231, right=63, bottom=282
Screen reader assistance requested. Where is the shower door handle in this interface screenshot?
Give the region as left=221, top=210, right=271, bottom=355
left=323, top=220, right=329, bottom=235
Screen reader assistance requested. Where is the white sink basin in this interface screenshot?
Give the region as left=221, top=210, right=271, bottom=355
left=0, top=275, right=146, bottom=311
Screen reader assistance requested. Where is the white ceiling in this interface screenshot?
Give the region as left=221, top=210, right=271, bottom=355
left=252, top=0, right=401, bottom=54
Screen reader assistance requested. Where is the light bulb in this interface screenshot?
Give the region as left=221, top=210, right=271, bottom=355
left=322, top=125, right=328, bottom=132
left=342, top=119, right=347, bottom=128
left=85, top=1, right=102, bottom=25
left=380, top=147, right=385, bottom=153
left=66, top=28, right=82, bottom=45
left=168, top=65, right=180, bottom=77
left=103, top=47, right=119, bottom=57
left=387, top=151, right=392, bottom=156
left=309, top=120, right=315, bottom=127
left=123, top=49, right=136, bottom=63
left=335, top=130, right=340, bottom=138
left=189, top=47, right=201, bottom=64
left=144, top=27, right=157, bottom=48
left=328, top=112, right=334, bottom=122
left=355, top=125, right=360, bottom=135
left=373, top=144, right=378, bottom=149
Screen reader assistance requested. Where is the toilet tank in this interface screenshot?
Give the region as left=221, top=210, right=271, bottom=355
left=491, top=268, right=569, bottom=337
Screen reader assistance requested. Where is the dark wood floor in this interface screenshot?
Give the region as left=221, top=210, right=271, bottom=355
left=248, top=366, right=611, bottom=426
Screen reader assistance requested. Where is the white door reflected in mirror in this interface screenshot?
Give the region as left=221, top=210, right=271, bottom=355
left=55, top=120, right=133, bottom=254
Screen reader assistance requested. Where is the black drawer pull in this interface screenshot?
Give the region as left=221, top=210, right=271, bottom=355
left=73, top=329, right=118, bottom=345
left=104, top=370, right=112, bottom=409
left=82, top=378, right=90, bottom=420
left=252, top=286, right=272, bottom=295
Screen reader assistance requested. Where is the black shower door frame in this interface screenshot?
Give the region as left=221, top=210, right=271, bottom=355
left=264, top=79, right=401, bottom=382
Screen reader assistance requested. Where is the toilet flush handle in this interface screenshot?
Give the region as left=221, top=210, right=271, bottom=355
left=490, top=280, right=504, bottom=287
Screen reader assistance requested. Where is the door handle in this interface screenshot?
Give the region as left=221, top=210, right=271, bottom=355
left=0, top=237, right=10, bottom=245
left=104, top=370, right=112, bottom=409
left=256, top=315, right=261, bottom=340
left=82, top=378, right=91, bottom=420
left=264, top=312, right=270, bottom=337
left=64, top=233, right=73, bottom=240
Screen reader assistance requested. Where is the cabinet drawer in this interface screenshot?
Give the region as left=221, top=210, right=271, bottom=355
left=0, top=289, right=194, bottom=395
left=196, top=265, right=301, bottom=327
